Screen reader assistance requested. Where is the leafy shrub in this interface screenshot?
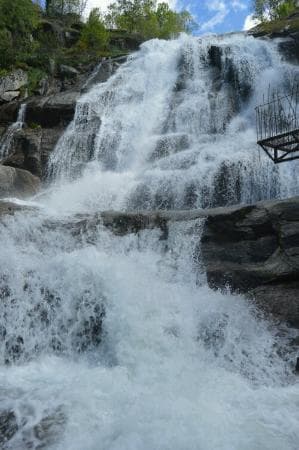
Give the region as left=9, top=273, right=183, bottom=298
left=78, top=8, right=109, bottom=51
left=27, top=67, right=47, bottom=94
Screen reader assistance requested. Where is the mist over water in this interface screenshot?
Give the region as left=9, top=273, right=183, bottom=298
left=1, top=34, right=299, bottom=449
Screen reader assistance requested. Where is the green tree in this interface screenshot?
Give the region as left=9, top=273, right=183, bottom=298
left=46, top=0, right=87, bottom=17
left=253, top=0, right=297, bottom=20
left=78, top=8, right=109, bottom=51
left=105, top=0, right=194, bottom=39
left=156, top=3, right=194, bottom=38
left=0, top=0, right=40, bottom=69
left=0, top=0, right=39, bottom=36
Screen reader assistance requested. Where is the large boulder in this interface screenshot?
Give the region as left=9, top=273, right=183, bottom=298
left=248, top=282, right=299, bottom=327
left=3, top=128, right=42, bottom=177
left=0, top=70, right=28, bottom=104
left=26, top=91, right=79, bottom=127
left=201, top=196, right=299, bottom=291
left=1, top=126, right=63, bottom=180
left=0, top=101, right=20, bottom=126
left=201, top=196, right=299, bottom=326
left=0, top=165, right=40, bottom=198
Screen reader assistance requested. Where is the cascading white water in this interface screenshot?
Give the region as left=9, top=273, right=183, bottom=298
left=0, top=103, right=26, bottom=160
left=48, top=34, right=299, bottom=211
left=0, top=34, right=299, bottom=449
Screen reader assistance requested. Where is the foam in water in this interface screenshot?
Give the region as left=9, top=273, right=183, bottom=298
left=0, top=103, right=26, bottom=160
left=0, top=35, right=299, bottom=449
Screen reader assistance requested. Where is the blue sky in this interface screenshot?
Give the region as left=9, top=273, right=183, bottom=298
left=183, top=0, right=256, bottom=34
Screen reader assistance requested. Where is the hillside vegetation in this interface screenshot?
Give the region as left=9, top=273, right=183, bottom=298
left=0, top=0, right=194, bottom=94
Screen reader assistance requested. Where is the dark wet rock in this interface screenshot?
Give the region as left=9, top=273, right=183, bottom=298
left=248, top=282, right=299, bottom=328
left=149, top=133, right=190, bottom=162
left=31, top=407, right=66, bottom=448
left=3, top=128, right=43, bottom=177
left=201, top=196, right=299, bottom=291
left=296, top=357, right=299, bottom=373
left=59, top=64, right=79, bottom=79
left=1, top=274, right=106, bottom=363
left=1, top=126, right=63, bottom=180
left=26, top=91, right=79, bottom=127
left=81, top=56, right=127, bottom=93
left=201, top=196, right=299, bottom=326
left=0, top=165, right=40, bottom=198
left=277, top=35, right=299, bottom=63
left=211, top=161, right=242, bottom=207
left=0, top=101, right=20, bottom=125
left=223, top=57, right=251, bottom=104
left=0, top=410, right=18, bottom=445
left=208, top=45, right=223, bottom=71
left=0, top=201, right=33, bottom=218
left=5, top=336, right=24, bottom=364
left=5, top=406, right=66, bottom=449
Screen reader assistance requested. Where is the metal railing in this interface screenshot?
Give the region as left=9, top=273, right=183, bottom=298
left=256, top=83, right=299, bottom=142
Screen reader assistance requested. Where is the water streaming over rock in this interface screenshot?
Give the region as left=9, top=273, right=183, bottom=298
left=1, top=35, right=299, bottom=449
left=0, top=104, right=26, bottom=160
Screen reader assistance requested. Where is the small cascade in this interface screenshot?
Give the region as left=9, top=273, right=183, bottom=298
left=0, top=103, right=26, bottom=160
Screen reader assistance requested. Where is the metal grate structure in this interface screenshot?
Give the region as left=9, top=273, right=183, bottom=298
left=255, top=83, right=299, bottom=163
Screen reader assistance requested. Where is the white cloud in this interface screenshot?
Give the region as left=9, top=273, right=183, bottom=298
left=243, top=14, right=260, bottom=31
left=231, top=0, right=247, bottom=11
left=200, top=0, right=228, bottom=32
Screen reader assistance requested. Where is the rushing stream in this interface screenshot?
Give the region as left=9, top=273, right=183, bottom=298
left=0, top=34, right=299, bottom=449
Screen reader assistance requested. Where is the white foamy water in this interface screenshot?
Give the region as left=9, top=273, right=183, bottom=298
left=0, top=103, right=26, bottom=160
left=0, top=34, right=299, bottom=449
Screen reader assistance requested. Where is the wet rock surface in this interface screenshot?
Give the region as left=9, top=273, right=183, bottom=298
left=0, top=166, right=40, bottom=198
left=201, top=196, right=299, bottom=326
left=26, top=91, right=80, bottom=128
left=0, top=56, right=128, bottom=180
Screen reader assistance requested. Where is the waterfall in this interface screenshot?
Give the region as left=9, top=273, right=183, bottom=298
left=48, top=34, right=299, bottom=210
left=0, top=35, right=299, bottom=449
left=0, top=103, right=26, bottom=160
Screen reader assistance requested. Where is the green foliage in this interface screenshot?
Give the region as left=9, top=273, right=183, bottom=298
left=0, top=0, right=195, bottom=95
left=0, top=0, right=40, bottom=69
left=78, top=8, right=109, bottom=51
left=46, top=0, right=87, bottom=17
left=275, top=0, right=298, bottom=17
left=106, top=0, right=194, bottom=39
left=253, top=0, right=297, bottom=20
left=0, top=0, right=40, bottom=35
left=0, top=28, right=14, bottom=69
left=27, top=67, right=47, bottom=94
left=28, top=122, right=42, bottom=129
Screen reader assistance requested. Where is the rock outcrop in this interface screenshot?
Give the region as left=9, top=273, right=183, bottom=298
left=0, top=166, right=40, bottom=198
left=3, top=128, right=43, bottom=177
left=26, top=91, right=79, bottom=128
left=0, top=70, right=28, bottom=104
left=201, top=196, right=299, bottom=326
left=0, top=56, right=128, bottom=180
left=0, top=200, right=34, bottom=218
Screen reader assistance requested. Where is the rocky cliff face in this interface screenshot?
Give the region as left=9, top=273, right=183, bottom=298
left=0, top=56, right=127, bottom=188
left=201, top=196, right=299, bottom=327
